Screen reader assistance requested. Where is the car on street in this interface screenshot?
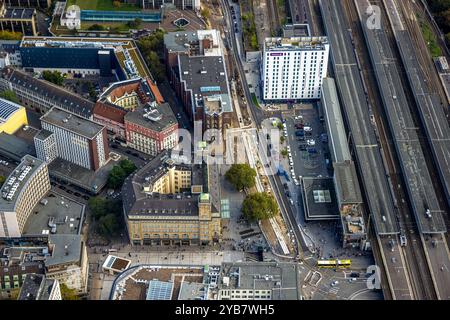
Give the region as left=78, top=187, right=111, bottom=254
left=304, top=126, right=312, bottom=132
left=307, top=139, right=316, bottom=146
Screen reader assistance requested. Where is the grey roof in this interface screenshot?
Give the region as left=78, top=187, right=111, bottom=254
left=124, top=103, right=177, bottom=133
left=146, top=280, right=173, bottom=300
left=333, top=161, right=363, bottom=205
left=164, top=31, right=200, bottom=53
left=18, top=274, right=56, bottom=300
left=34, top=129, right=53, bottom=141
left=220, top=262, right=300, bottom=300
left=45, top=234, right=82, bottom=267
left=301, top=177, right=339, bottom=220
left=0, top=132, right=35, bottom=161
left=178, top=55, right=229, bottom=99
left=122, top=150, right=211, bottom=218
left=178, top=281, right=206, bottom=300
left=0, top=155, right=45, bottom=212
left=41, top=107, right=104, bottom=140
left=1, top=67, right=94, bottom=118
left=321, top=78, right=351, bottom=163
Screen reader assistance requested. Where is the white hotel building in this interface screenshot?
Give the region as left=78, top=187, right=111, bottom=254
left=262, top=37, right=329, bottom=101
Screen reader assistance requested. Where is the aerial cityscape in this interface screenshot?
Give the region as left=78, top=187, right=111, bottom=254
left=0, top=0, right=449, bottom=304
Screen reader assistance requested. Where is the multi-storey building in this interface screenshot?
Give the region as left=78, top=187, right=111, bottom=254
left=0, top=97, right=28, bottom=134
left=0, top=235, right=88, bottom=293
left=18, top=274, right=61, bottom=300
left=40, top=107, right=109, bottom=171
left=93, top=102, right=127, bottom=139
left=125, top=0, right=200, bottom=10
left=0, top=155, right=50, bottom=238
left=122, top=150, right=221, bottom=245
left=217, top=262, right=301, bottom=300
left=164, top=30, right=233, bottom=131
left=124, top=103, right=178, bottom=156
left=34, top=129, right=58, bottom=164
left=0, top=3, right=37, bottom=36
left=0, top=67, right=95, bottom=118
left=262, top=36, right=329, bottom=101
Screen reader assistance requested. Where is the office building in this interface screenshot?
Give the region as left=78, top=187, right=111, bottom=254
left=18, top=274, right=61, bottom=300
left=0, top=97, right=28, bottom=134
left=93, top=102, right=127, bottom=139
left=0, top=40, right=21, bottom=66
left=0, top=3, right=37, bottom=36
left=0, top=155, right=50, bottom=238
left=262, top=36, right=329, bottom=100
left=217, top=262, right=301, bottom=300
left=34, top=129, right=57, bottom=164
left=122, top=150, right=222, bottom=246
left=40, top=107, right=110, bottom=171
left=0, top=67, right=95, bottom=118
left=128, top=0, right=200, bottom=10
left=164, top=30, right=233, bottom=131
left=124, top=103, right=178, bottom=156
left=0, top=235, right=88, bottom=293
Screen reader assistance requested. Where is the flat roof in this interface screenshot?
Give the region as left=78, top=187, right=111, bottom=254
left=333, top=161, right=363, bottom=205
left=220, top=262, right=300, bottom=300
left=178, top=55, right=229, bottom=99
left=41, top=107, right=104, bottom=140
left=102, top=255, right=131, bottom=272
left=2, top=8, right=35, bottom=20
left=264, top=36, right=328, bottom=51
left=45, top=234, right=82, bottom=267
left=0, top=155, right=45, bottom=212
left=322, top=78, right=351, bottom=163
left=22, top=191, right=84, bottom=236
left=301, top=177, right=339, bottom=220
left=124, top=103, right=177, bottom=133
left=0, top=132, right=35, bottom=162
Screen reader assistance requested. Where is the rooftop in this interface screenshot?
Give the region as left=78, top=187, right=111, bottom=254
left=18, top=274, right=56, bottom=300
left=0, top=155, right=45, bottom=212
left=219, top=262, right=300, bottom=300
left=202, top=94, right=233, bottom=115
left=164, top=29, right=222, bottom=56
left=0, top=132, right=35, bottom=161
left=333, top=161, right=363, bottom=205
left=1, top=67, right=94, bottom=118
left=22, top=191, right=85, bottom=236
left=0, top=98, right=23, bottom=125
left=265, top=36, right=329, bottom=51
left=301, top=177, right=339, bottom=221
left=1, top=8, right=35, bottom=20
left=178, top=55, right=229, bottom=99
left=45, top=234, right=82, bottom=267
left=124, top=103, right=177, bottom=133
left=102, top=255, right=131, bottom=273
left=40, top=107, right=105, bottom=140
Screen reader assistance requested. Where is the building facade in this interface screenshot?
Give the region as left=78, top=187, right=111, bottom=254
left=122, top=151, right=222, bottom=245
left=40, top=107, right=110, bottom=171
left=124, top=103, right=178, bottom=156
left=0, top=155, right=50, bottom=238
left=262, top=36, right=329, bottom=101
left=34, top=129, right=58, bottom=164
left=0, top=67, right=95, bottom=118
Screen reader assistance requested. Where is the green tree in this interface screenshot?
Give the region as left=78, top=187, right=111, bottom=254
left=0, top=175, right=6, bottom=187
left=60, top=283, right=80, bottom=300
left=88, top=197, right=107, bottom=219
left=0, top=90, right=19, bottom=103
left=127, top=18, right=142, bottom=29
left=0, top=31, right=22, bottom=40
left=97, top=213, right=119, bottom=236
left=88, top=24, right=105, bottom=31
left=281, top=149, right=288, bottom=157
left=120, top=159, right=137, bottom=175
left=113, top=0, right=121, bottom=8
left=225, top=164, right=257, bottom=191
left=107, top=165, right=127, bottom=189
left=242, top=192, right=278, bottom=221
left=146, top=51, right=165, bottom=82
left=42, top=70, right=65, bottom=86
left=201, top=7, right=211, bottom=20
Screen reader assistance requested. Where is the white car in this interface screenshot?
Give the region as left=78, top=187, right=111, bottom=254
left=304, top=126, right=312, bottom=132
left=307, top=139, right=316, bottom=146
left=287, top=146, right=291, bottom=151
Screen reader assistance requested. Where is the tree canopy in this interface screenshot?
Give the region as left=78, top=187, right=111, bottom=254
left=225, top=164, right=257, bottom=191
left=42, top=70, right=65, bottom=86
left=87, top=197, right=123, bottom=238
left=60, top=283, right=80, bottom=300
left=242, top=192, right=278, bottom=221
left=137, top=29, right=166, bottom=82
left=107, top=159, right=136, bottom=189
left=0, top=90, right=19, bottom=103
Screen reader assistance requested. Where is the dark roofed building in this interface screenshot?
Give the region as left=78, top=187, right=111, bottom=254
left=0, top=67, right=95, bottom=119
left=0, top=4, right=37, bottom=36
left=124, top=103, right=178, bottom=156
left=122, top=150, right=221, bottom=246
left=18, top=274, right=61, bottom=300
left=93, top=101, right=127, bottom=138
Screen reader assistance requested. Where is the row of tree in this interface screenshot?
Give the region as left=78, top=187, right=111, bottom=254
left=107, top=159, right=137, bottom=189
left=225, top=164, right=278, bottom=221
left=137, top=29, right=166, bottom=83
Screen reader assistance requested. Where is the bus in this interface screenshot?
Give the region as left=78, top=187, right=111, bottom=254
left=317, top=259, right=352, bottom=269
